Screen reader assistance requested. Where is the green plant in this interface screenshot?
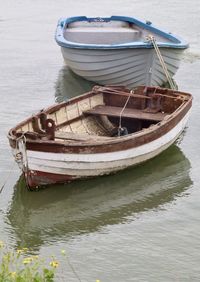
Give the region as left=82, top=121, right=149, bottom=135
left=0, top=241, right=58, bottom=282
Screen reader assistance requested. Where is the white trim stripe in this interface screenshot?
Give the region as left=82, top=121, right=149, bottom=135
left=27, top=112, right=189, bottom=164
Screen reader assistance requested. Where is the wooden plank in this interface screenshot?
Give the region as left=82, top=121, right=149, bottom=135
left=84, top=105, right=167, bottom=122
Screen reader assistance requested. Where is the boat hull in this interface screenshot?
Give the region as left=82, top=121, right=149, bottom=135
left=21, top=110, right=190, bottom=188
left=61, top=47, right=184, bottom=88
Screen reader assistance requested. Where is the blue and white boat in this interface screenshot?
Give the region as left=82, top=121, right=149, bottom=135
left=55, top=16, right=188, bottom=88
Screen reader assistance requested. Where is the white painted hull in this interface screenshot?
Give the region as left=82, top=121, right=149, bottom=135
left=25, top=111, right=190, bottom=179
left=61, top=47, right=183, bottom=88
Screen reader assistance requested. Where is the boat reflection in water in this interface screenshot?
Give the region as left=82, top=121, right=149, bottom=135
left=55, top=66, right=95, bottom=102
left=7, top=145, right=192, bottom=251
left=54, top=65, right=178, bottom=103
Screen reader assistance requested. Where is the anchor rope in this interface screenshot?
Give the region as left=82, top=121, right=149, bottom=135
left=0, top=161, right=16, bottom=194
left=147, top=35, right=176, bottom=90
left=0, top=134, right=28, bottom=194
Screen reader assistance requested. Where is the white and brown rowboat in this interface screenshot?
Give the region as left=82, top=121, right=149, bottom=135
left=8, top=85, right=192, bottom=189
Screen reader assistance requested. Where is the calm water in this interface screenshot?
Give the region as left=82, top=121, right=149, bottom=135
left=0, top=0, right=200, bottom=281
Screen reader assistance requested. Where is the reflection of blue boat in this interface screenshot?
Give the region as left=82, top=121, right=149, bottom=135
left=7, top=145, right=192, bottom=251
left=55, top=66, right=95, bottom=102
left=55, top=16, right=188, bottom=88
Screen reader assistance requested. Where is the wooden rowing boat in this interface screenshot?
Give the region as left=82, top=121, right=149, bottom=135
left=55, top=16, right=189, bottom=88
left=8, top=85, right=192, bottom=189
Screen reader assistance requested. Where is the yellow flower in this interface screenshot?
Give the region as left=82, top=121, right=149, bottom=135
left=17, top=249, right=24, bottom=254
left=96, top=280, right=101, bottom=282
left=0, top=241, right=4, bottom=248
left=50, top=260, right=59, bottom=268
left=10, top=272, right=16, bottom=278
left=23, top=257, right=33, bottom=264
left=61, top=250, right=66, bottom=255
left=23, top=259, right=30, bottom=265
left=22, top=247, right=28, bottom=252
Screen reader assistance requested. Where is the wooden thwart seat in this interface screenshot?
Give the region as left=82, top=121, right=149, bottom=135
left=84, top=105, right=167, bottom=122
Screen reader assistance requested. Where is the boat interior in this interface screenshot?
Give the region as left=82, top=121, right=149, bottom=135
left=12, top=86, right=189, bottom=144
left=64, top=20, right=172, bottom=45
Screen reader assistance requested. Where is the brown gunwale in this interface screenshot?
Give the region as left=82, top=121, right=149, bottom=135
left=8, top=86, right=191, bottom=133
left=8, top=99, right=192, bottom=154
left=8, top=86, right=192, bottom=154
left=99, top=87, right=190, bottom=100
left=8, top=90, right=96, bottom=133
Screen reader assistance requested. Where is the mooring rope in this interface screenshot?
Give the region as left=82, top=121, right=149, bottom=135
left=0, top=162, right=16, bottom=194
left=147, top=35, right=176, bottom=90
left=0, top=134, right=27, bottom=194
